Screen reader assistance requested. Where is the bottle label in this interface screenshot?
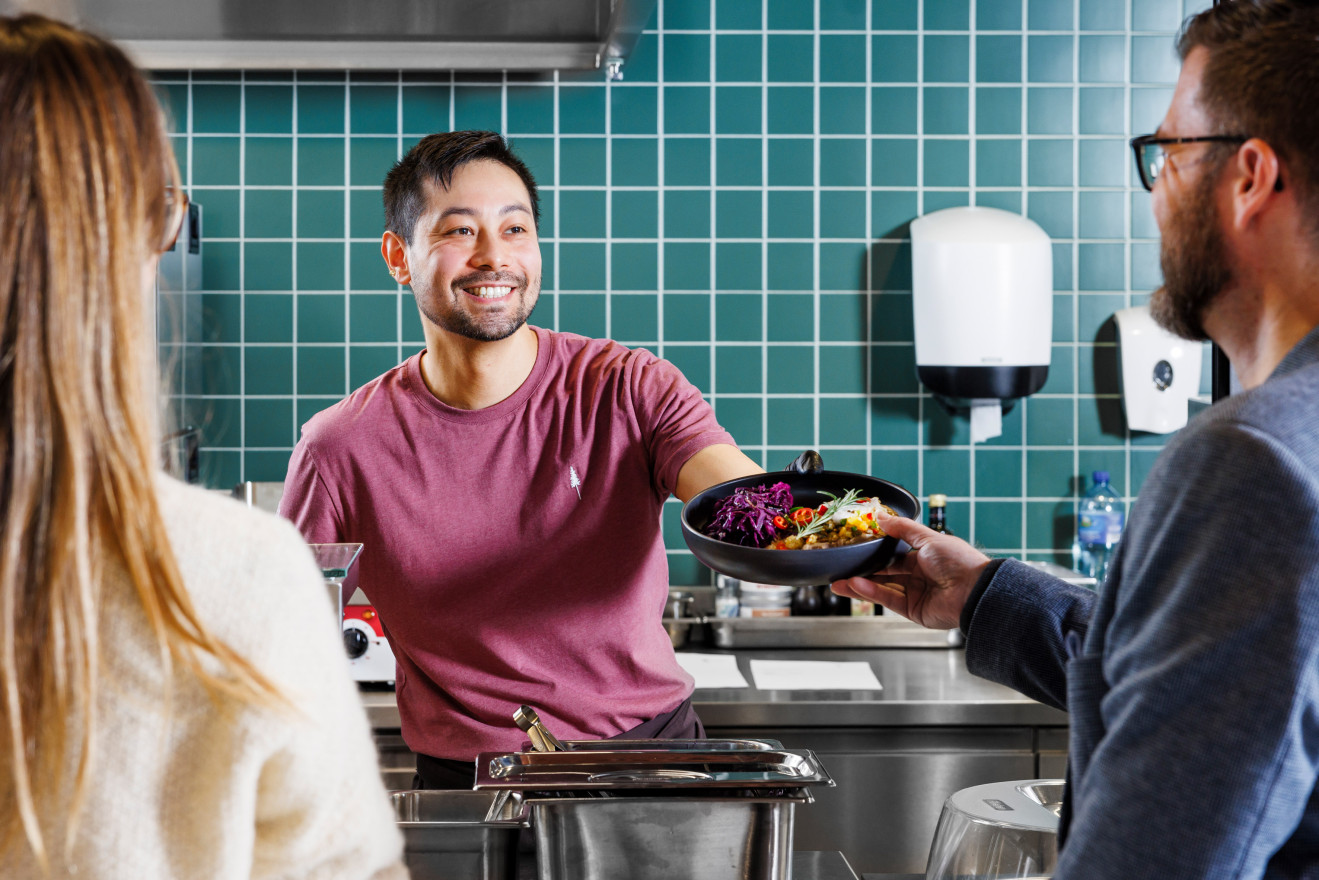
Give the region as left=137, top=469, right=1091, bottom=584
left=1078, top=510, right=1124, bottom=544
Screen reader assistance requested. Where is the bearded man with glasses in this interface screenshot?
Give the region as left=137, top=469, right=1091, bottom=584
left=832, top=3, right=1319, bottom=877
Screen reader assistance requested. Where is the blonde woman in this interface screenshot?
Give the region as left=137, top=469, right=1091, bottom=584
left=0, top=15, right=405, bottom=879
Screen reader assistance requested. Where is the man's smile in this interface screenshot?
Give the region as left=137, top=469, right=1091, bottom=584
left=462, top=284, right=515, bottom=300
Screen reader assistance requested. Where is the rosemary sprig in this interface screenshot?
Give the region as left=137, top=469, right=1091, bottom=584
left=794, top=488, right=864, bottom=538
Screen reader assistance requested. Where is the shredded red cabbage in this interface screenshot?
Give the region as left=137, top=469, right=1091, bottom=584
left=703, top=482, right=794, bottom=547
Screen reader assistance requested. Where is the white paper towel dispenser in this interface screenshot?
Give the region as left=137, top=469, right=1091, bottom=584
left=1114, top=304, right=1204, bottom=433
left=910, top=206, right=1053, bottom=441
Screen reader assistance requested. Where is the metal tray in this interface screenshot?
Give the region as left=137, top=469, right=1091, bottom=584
left=476, top=747, right=833, bottom=791
left=700, top=615, right=963, bottom=649
left=391, top=790, right=529, bottom=880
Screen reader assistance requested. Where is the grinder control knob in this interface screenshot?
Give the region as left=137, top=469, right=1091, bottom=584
left=343, top=625, right=369, bottom=660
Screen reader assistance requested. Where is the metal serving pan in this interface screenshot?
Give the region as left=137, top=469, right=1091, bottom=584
left=390, top=790, right=529, bottom=880
left=529, top=792, right=810, bottom=880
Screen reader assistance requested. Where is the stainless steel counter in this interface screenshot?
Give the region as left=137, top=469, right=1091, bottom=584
left=360, top=648, right=1068, bottom=876
left=359, top=648, right=1067, bottom=729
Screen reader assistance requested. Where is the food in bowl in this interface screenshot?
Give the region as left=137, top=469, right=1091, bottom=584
left=703, top=484, right=895, bottom=551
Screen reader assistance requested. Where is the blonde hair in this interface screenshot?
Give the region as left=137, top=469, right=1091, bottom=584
left=0, top=14, right=281, bottom=867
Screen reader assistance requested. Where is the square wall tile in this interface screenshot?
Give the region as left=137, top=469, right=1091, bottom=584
left=820, top=35, right=867, bottom=83
left=977, top=35, right=1023, bottom=83
left=612, top=243, right=659, bottom=291
left=766, top=35, right=814, bottom=83
left=820, top=139, right=866, bottom=187
left=297, top=85, right=346, bottom=133
left=193, top=84, right=241, bottom=133
left=976, top=88, right=1022, bottom=134
left=924, top=0, right=970, bottom=31
left=244, top=346, right=293, bottom=395
left=818, top=345, right=867, bottom=394
left=452, top=86, right=501, bottom=131
left=767, top=397, right=816, bottom=447
left=716, top=345, right=763, bottom=393
left=716, top=396, right=763, bottom=446
left=716, top=138, right=762, bottom=186
left=350, top=85, right=398, bottom=133
left=350, top=293, right=400, bottom=343
left=1027, top=89, right=1072, bottom=136
left=402, top=85, right=450, bottom=133
left=665, top=138, right=711, bottom=186
left=245, top=137, right=293, bottom=186
left=1027, top=35, right=1074, bottom=83
left=245, top=189, right=292, bottom=239
left=924, top=87, right=970, bottom=135
left=247, top=85, right=293, bottom=134
left=976, top=501, right=1024, bottom=550
left=296, top=242, right=345, bottom=291
left=767, top=294, right=815, bottom=342
left=820, top=88, right=866, bottom=136
left=870, top=397, right=921, bottom=445
left=613, top=292, right=659, bottom=340
left=871, top=35, right=919, bottom=83
left=1026, top=449, right=1077, bottom=498
left=924, top=448, right=971, bottom=497
left=767, top=242, right=816, bottom=290
left=923, top=140, right=970, bottom=188
left=924, top=35, right=971, bottom=84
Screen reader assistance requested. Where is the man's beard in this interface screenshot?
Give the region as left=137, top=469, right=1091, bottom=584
left=415, top=272, right=540, bottom=343
left=1150, top=173, right=1232, bottom=341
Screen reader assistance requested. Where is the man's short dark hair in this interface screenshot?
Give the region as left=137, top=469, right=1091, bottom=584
left=383, top=130, right=540, bottom=244
left=1178, top=1, right=1319, bottom=224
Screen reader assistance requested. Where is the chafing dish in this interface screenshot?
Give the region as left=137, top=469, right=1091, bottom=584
left=475, top=725, right=834, bottom=880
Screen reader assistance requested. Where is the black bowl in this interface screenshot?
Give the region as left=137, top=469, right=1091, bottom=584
left=681, top=470, right=920, bottom=587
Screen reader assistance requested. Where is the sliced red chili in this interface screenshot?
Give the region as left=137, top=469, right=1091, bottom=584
left=791, top=507, right=814, bottom=525
left=773, top=515, right=790, bottom=530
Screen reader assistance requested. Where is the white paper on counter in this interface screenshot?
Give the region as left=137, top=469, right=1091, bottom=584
left=675, top=652, right=749, bottom=689
left=749, top=659, right=883, bottom=691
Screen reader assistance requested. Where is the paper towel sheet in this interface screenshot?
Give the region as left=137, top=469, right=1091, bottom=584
left=749, top=659, right=883, bottom=691
left=970, top=398, right=1002, bottom=443
left=675, top=653, right=749, bottom=689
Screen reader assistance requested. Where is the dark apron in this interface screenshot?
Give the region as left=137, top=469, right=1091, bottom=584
left=412, top=697, right=705, bottom=790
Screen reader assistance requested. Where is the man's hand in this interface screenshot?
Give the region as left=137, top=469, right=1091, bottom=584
left=831, top=510, right=991, bottom=630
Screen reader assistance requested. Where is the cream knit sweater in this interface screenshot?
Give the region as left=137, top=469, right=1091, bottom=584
left=7, top=476, right=407, bottom=879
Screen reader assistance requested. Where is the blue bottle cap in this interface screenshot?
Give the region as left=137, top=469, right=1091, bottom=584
left=1093, top=470, right=1109, bottom=483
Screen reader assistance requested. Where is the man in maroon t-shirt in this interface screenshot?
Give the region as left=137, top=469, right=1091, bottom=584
left=279, top=131, right=763, bottom=788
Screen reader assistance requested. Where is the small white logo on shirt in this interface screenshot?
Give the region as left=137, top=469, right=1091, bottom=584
left=569, top=466, right=582, bottom=499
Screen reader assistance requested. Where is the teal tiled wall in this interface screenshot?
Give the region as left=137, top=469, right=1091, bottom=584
left=154, top=0, right=1213, bottom=580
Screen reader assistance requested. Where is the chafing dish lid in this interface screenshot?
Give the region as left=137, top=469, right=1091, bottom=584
left=473, top=746, right=833, bottom=791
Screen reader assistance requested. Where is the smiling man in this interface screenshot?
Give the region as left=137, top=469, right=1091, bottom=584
left=279, top=131, right=761, bottom=789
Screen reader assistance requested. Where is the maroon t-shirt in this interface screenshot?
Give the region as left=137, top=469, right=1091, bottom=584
left=279, top=326, right=734, bottom=760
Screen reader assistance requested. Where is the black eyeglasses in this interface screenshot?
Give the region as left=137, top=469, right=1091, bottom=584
left=1129, top=134, right=1249, bottom=191
left=160, top=186, right=189, bottom=253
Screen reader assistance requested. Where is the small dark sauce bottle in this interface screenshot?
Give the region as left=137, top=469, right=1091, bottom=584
left=928, top=493, right=953, bottom=536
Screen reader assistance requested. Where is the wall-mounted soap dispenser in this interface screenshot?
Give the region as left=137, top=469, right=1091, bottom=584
left=1114, top=304, right=1204, bottom=433
left=910, top=206, right=1053, bottom=441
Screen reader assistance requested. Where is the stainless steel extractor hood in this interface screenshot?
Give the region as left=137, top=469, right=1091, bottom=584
left=6, top=0, right=655, bottom=75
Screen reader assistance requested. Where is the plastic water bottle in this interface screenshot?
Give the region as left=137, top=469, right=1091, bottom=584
left=1075, top=471, right=1125, bottom=584
left=713, top=575, right=740, bottom=618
